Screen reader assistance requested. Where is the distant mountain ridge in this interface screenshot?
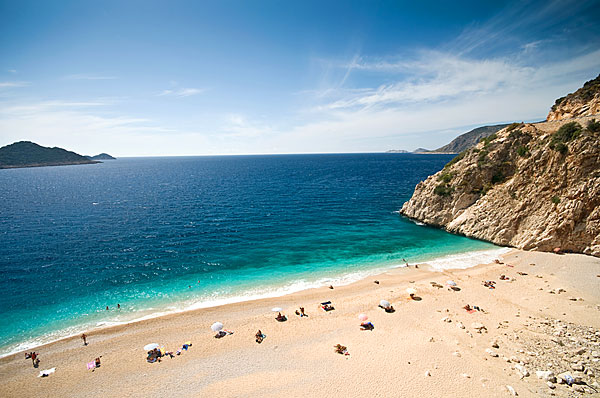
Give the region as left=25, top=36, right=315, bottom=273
left=0, top=141, right=99, bottom=169
left=387, top=124, right=512, bottom=155
left=432, top=124, right=510, bottom=153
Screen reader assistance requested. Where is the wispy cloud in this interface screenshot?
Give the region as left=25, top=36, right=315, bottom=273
left=64, top=74, right=117, bottom=80
left=447, top=0, right=599, bottom=56
left=0, top=99, right=187, bottom=156
left=7, top=69, right=17, bottom=74
left=0, top=81, right=30, bottom=88
left=158, top=88, right=204, bottom=97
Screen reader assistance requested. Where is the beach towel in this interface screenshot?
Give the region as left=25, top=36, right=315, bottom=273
left=38, top=368, right=56, bottom=377
left=87, top=361, right=96, bottom=370
left=467, top=309, right=476, bottom=314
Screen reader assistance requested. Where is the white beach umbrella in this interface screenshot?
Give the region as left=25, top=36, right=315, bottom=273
left=358, top=313, right=368, bottom=322
left=406, top=287, right=417, bottom=296
left=380, top=299, right=391, bottom=308
left=211, top=322, right=224, bottom=332
left=446, top=280, right=457, bottom=287
left=144, top=343, right=159, bottom=351
left=271, top=307, right=283, bottom=312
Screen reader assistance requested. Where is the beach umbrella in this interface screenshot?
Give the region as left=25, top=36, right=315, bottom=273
left=446, top=280, right=457, bottom=287
left=211, top=322, right=224, bottom=332
left=144, top=343, right=159, bottom=351
left=271, top=307, right=283, bottom=312
left=379, top=299, right=391, bottom=308
left=406, top=287, right=417, bottom=296
left=358, top=313, right=368, bottom=322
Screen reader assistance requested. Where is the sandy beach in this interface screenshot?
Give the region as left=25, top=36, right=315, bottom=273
left=1, top=249, right=599, bottom=398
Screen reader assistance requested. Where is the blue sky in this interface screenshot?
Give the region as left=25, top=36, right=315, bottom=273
left=1, top=0, right=599, bottom=156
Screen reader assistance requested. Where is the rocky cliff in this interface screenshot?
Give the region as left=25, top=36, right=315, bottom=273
left=400, top=79, right=600, bottom=256
left=548, top=74, right=600, bottom=121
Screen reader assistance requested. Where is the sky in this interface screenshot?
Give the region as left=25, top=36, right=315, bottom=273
left=1, top=0, right=599, bottom=156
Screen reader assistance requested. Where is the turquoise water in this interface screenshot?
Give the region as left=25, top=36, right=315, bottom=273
left=0, top=154, right=500, bottom=356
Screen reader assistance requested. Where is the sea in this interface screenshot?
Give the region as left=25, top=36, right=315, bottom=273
left=0, top=154, right=507, bottom=357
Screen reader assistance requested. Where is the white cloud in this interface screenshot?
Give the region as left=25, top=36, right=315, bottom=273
left=0, top=100, right=195, bottom=156
left=158, top=88, right=204, bottom=97
left=63, top=74, right=117, bottom=80
left=0, top=81, right=29, bottom=88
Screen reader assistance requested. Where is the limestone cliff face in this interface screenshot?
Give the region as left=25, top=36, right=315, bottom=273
left=547, top=74, right=600, bottom=121
left=400, top=118, right=600, bottom=256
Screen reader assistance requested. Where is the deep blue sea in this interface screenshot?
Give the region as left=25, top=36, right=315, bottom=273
left=0, top=154, right=503, bottom=356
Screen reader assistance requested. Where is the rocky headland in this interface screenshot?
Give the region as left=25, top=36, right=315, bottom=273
left=401, top=75, right=600, bottom=256
left=0, top=141, right=100, bottom=169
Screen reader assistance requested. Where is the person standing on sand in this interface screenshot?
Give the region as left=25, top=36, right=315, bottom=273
left=81, top=333, right=87, bottom=346
left=31, top=352, right=38, bottom=367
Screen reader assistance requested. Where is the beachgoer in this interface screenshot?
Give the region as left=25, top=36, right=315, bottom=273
left=300, top=307, right=306, bottom=317
left=360, top=322, right=374, bottom=331
left=95, top=357, right=101, bottom=367
left=106, top=306, right=109, bottom=311
left=329, top=285, right=334, bottom=289
left=255, top=330, right=264, bottom=344
left=334, top=344, right=348, bottom=355
left=374, top=280, right=379, bottom=284
left=117, top=304, right=120, bottom=309
left=31, top=352, right=38, bottom=367
left=81, top=333, right=87, bottom=345
left=275, top=312, right=286, bottom=322
left=295, top=310, right=300, bottom=316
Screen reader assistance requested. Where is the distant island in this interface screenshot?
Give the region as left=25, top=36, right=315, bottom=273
left=88, top=153, right=116, bottom=160
left=0, top=141, right=100, bottom=169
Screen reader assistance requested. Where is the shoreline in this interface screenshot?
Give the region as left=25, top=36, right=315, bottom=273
left=1, top=249, right=599, bottom=397
left=0, top=246, right=510, bottom=359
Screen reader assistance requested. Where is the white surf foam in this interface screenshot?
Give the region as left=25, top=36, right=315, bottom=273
left=421, top=247, right=511, bottom=271
left=0, top=246, right=511, bottom=358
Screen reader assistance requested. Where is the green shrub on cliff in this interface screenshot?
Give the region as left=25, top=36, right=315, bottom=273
left=437, top=172, right=453, bottom=183
left=506, top=122, right=522, bottom=132
left=477, top=149, right=488, bottom=166
left=516, top=145, right=529, bottom=157
left=480, top=133, right=497, bottom=147
left=587, top=119, right=600, bottom=133
left=444, top=150, right=467, bottom=169
left=434, top=183, right=453, bottom=196
left=549, top=122, right=582, bottom=153
left=491, top=171, right=505, bottom=184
